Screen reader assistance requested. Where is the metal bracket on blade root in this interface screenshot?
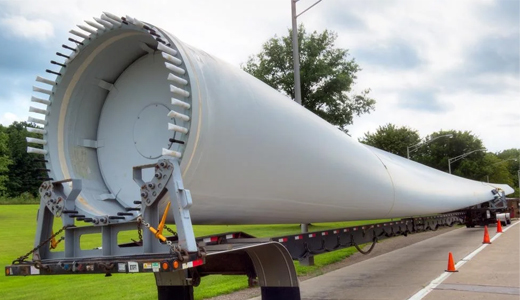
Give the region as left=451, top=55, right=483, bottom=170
left=133, top=159, right=197, bottom=253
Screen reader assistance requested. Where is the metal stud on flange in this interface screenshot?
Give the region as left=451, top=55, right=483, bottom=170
left=46, top=69, right=61, bottom=76
left=85, top=20, right=104, bottom=30
left=31, top=96, right=51, bottom=105
left=162, top=148, right=182, bottom=158
left=171, top=98, right=191, bottom=109
left=94, top=17, right=113, bottom=29
left=27, top=127, right=47, bottom=135
left=33, top=86, right=53, bottom=96
left=77, top=24, right=98, bottom=35
left=164, top=62, right=185, bottom=75
left=157, top=43, right=178, bottom=56
left=101, top=14, right=121, bottom=26
left=128, top=16, right=145, bottom=28
left=162, top=52, right=182, bottom=65
left=56, top=52, right=70, bottom=59
left=168, top=123, right=189, bottom=134
left=29, top=106, right=48, bottom=115
left=50, top=61, right=66, bottom=68
left=70, top=29, right=89, bottom=39
left=26, top=137, right=47, bottom=145
left=62, top=44, right=77, bottom=52
left=28, top=116, right=47, bottom=125
left=167, top=73, right=188, bottom=86
left=167, top=110, right=190, bottom=122
left=27, top=147, right=48, bottom=155
left=103, top=12, right=121, bottom=22
left=124, top=15, right=135, bottom=24
left=68, top=37, right=84, bottom=45
left=36, top=76, right=56, bottom=86
left=170, top=85, right=189, bottom=98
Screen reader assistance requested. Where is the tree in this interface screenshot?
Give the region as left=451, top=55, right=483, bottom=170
left=0, top=127, right=12, bottom=193
left=359, top=123, right=420, bottom=157
left=3, top=122, right=46, bottom=197
left=416, top=130, right=485, bottom=179
left=496, top=148, right=519, bottom=197
left=243, top=25, right=375, bottom=132
left=479, top=153, right=514, bottom=185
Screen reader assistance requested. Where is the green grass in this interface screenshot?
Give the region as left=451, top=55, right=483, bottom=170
left=0, top=193, right=39, bottom=204
left=1, top=205, right=389, bottom=299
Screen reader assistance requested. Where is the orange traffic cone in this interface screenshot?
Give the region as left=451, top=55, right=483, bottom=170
left=496, top=220, right=503, bottom=233
left=482, top=225, right=491, bottom=244
left=445, top=252, right=458, bottom=272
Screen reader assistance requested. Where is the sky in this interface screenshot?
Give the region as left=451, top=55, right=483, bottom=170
left=0, top=0, right=518, bottom=152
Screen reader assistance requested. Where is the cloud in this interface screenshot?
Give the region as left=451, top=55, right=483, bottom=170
left=0, top=91, right=31, bottom=126
left=324, top=8, right=367, bottom=31
left=397, top=88, right=447, bottom=112
left=433, top=32, right=519, bottom=96
left=0, top=112, right=22, bottom=126
left=353, top=40, right=422, bottom=70
left=479, top=0, right=520, bottom=27
left=0, top=11, right=61, bottom=105
left=0, top=37, right=53, bottom=75
left=439, top=70, right=519, bottom=96
left=0, top=15, right=54, bottom=42
left=465, top=34, right=520, bottom=75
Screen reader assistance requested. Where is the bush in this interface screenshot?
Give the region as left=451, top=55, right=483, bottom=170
left=0, top=192, right=39, bottom=204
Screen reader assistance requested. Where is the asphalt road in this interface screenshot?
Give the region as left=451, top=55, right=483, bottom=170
left=208, top=225, right=461, bottom=300
left=236, top=221, right=519, bottom=300
left=296, top=221, right=519, bottom=300
left=423, top=221, right=519, bottom=300
left=207, top=222, right=518, bottom=300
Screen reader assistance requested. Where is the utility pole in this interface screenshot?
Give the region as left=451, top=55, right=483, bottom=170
left=406, top=134, right=453, bottom=160
left=448, top=148, right=486, bottom=174
left=291, top=0, right=322, bottom=106
left=292, top=0, right=323, bottom=267
left=291, top=0, right=302, bottom=105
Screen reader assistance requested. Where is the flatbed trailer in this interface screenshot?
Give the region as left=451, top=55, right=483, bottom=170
left=9, top=159, right=510, bottom=300
left=6, top=168, right=465, bottom=300
left=462, top=188, right=512, bottom=227
left=6, top=213, right=465, bottom=275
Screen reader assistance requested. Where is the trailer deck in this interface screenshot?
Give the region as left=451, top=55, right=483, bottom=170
left=6, top=213, right=465, bottom=277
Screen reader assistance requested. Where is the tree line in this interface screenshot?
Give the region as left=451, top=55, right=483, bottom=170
left=359, top=124, right=519, bottom=197
left=0, top=122, right=46, bottom=198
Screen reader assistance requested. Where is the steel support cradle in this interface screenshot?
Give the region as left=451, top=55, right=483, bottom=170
left=6, top=159, right=302, bottom=300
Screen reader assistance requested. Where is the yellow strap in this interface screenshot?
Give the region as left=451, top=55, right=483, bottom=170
left=148, top=226, right=167, bottom=242
left=50, top=231, right=58, bottom=249
left=157, top=202, right=171, bottom=236
left=148, top=202, right=172, bottom=242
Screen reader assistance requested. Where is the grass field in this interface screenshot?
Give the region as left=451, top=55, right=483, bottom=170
left=1, top=205, right=389, bottom=299
left=0, top=193, right=39, bottom=205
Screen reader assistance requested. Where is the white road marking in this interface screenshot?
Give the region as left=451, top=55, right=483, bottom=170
left=408, top=221, right=519, bottom=300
